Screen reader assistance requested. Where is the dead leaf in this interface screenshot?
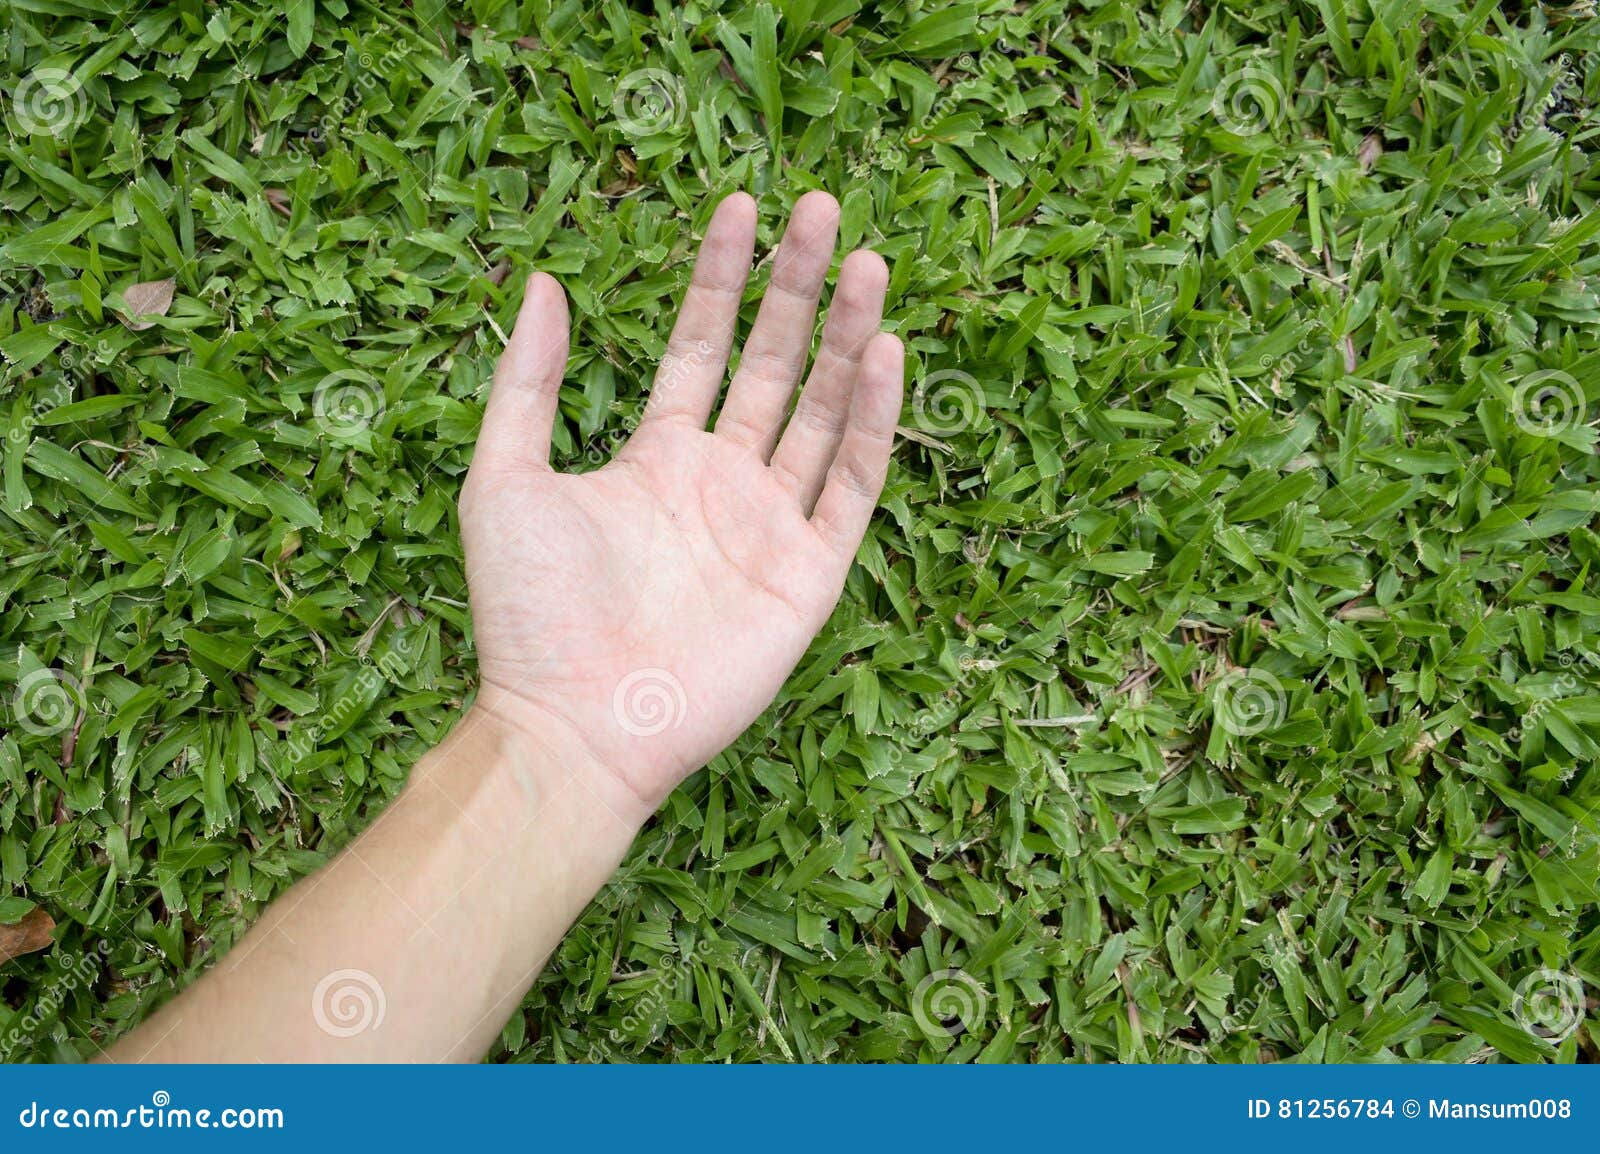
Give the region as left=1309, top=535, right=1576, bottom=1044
left=478, top=258, right=515, bottom=313
left=1357, top=133, right=1383, bottom=173
left=265, top=188, right=292, bottom=217
left=120, top=278, right=175, bottom=331
left=0, top=907, right=55, bottom=963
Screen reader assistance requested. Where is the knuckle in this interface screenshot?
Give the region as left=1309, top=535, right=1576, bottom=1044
left=740, top=345, right=807, bottom=380
left=834, top=458, right=881, bottom=499
left=719, top=411, right=769, bottom=445
left=792, top=396, right=849, bottom=438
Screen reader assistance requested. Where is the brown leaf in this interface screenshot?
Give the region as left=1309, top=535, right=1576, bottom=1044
left=265, top=188, right=292, bottom=218
left=0, top=907, right=55, bottom=963
left=120, top=278, right=176, bottom=331
left=477, top=259, right=515, bottom=316
left=1357, top=133, right=1383, bottom=173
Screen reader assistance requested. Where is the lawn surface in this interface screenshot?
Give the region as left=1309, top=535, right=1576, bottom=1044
left=2, top=0, right=1599, bottom=1062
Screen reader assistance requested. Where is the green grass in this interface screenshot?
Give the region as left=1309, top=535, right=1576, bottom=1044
left=3, top=0, right=1599, bottom=1063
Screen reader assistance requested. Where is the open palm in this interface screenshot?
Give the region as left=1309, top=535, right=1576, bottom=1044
left=460, top=192, right=902, bottom=815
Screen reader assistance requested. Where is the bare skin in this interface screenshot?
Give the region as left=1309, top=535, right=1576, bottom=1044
left=106, top=190, right=903, bottom=1062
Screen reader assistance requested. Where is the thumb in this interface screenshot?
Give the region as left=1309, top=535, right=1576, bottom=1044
left=476, top=272, right=569, bottom=467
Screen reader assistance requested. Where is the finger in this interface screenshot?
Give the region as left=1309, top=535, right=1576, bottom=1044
left=811, top=333, right=904, bottom=566
left=477, top=272, right=569, bottom=468
left=769, top=249, right=889, bottom=513
left=714, top=190, right=839, bottom=455
left=641, top=193, right=758, bottom=429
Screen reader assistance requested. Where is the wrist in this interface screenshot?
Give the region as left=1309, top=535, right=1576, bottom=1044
left=448, top=685, right=656, bottom=834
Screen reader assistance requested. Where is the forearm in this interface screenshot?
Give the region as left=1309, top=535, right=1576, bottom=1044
left=105, top=700, right=646, bottom=1063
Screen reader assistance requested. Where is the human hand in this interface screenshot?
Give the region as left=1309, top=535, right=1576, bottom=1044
left=459, top=191, right=902, bottom=819
left=113, top=191, right=902, bottom=1066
